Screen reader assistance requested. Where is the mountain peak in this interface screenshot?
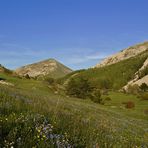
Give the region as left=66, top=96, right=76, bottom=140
left=15, top=59, right=72, bottom=78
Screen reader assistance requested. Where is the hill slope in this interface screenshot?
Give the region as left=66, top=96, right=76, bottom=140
left=124, top=57, right=148, bottom=90
left=0, top=64, right=12, bottom=74
left=15, top=59, right=72, bottom=79
left=95, top=41, right=148, bottom=68
left=61, top=43, right=148, bottom=90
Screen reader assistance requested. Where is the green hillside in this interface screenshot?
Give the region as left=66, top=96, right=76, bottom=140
left=45, top=59, right=73, bottom=78
left=61, top=50, right=148, bottom=90
left=0, top=64, right=13, bottom=75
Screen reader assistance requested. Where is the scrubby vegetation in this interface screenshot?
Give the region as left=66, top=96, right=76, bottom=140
left=127, top=84, right=140, bottom=94
left=66, top=77, right=93, bottom=99
left=61, top=50, right=148, bottom=90
left=140, top=92, right=148, bottom=100
left=140, top=83, right=148, bottom=92
left=66, top=77, right=104, bottom=104
left=90, top=89, right=102, bottom=104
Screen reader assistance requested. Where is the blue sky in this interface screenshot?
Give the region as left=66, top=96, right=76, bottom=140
left=0, top=0, right=148, bottom=70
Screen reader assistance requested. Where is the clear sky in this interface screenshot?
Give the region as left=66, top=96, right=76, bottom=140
left=0, top=0, right=148, bottom=70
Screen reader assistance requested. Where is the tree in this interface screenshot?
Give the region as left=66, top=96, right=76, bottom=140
left=140, top=83, right=148, bottom=92
left=90, top=89, right=102, bottom=103
left=100, top=79, right=112, bottom=89
left=66, top=77, right=93, bottom=99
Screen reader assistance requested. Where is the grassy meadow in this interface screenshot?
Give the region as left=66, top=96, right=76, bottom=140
left=0, top=73, right=148, bottom=147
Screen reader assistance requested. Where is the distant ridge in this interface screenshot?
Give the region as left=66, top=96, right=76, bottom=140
left=95, top=41, right=148, bottom=68
left=94, top=41, right=148, bottom=88
left=0, top=64, right=12, bottom=74
left=60, top=41, right=148, bottom=90
left=15, top=59, right=73, bottom=79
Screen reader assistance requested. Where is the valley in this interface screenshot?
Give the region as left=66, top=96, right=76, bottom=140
left=0, top=42, right=148, bottom=147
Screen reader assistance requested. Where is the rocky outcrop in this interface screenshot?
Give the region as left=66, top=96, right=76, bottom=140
left=123, top=57, right=148, bottom=90
left=0, top=80, right=14, bottom=86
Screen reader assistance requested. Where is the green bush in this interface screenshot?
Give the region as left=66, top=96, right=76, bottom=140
left=90, top=89, right=102, bottom=103
left=0, top=77, right=6, bottom=81
left=66, top=77, right=93, bottom=99
left=140, top=83, right=148, bottom=92
left=46, top=77, right=55, bottom=85
left=104, top=97, right=111, bottom=101
left=140, top=92, right=148, bottom=100
left=66, top=77, right=104, bottom=103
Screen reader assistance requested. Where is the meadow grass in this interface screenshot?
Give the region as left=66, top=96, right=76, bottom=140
left=102, top=92, right=148, bottom=120
left=0, top=88, right=148, bottom=147
left=0, top=73, right=148, bottom=147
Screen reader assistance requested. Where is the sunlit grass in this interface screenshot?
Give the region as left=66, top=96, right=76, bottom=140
left=0, top=83, right=148, bottom=147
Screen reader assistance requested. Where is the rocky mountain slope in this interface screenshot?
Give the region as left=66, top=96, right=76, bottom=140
left=15, top=59, right=72, bottom=79
left=60, top=42, right=148, bottom=90
left=95, top=41, right=148, bottom=68
left=123, top=57, right=148, bottom=90
left=94, top=41, right=148, bottom=89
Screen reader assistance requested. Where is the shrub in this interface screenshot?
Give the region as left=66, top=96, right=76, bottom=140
left=90, top=89, right=102, bottom=104
left=0, top=77, right=6, bottom=81
left=99, top=79, right=112, bottom=89
left=46, top=77, right=55, bottom=85
left=127, top=84, right=140, bottom=94
left=140, top=93, right=148, bottom=100
left=104, top=97, right=111, bottom=101
left=140, top=83, right=148, bottom=92
left=66, top=77, right=104, bottom=103
left=66, top=77, right=93, bottom=99
left=122, top=101, right=135, bottom=109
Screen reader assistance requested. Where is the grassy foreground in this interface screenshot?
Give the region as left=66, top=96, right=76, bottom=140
left=0, top=74, right=148, bottom=147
